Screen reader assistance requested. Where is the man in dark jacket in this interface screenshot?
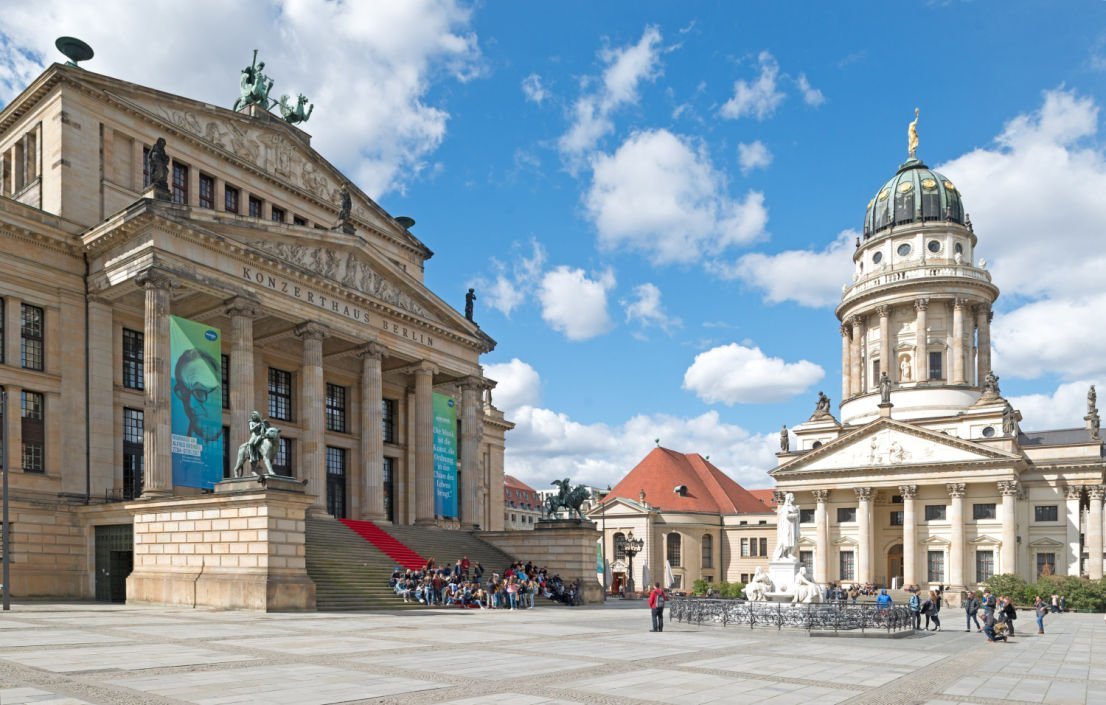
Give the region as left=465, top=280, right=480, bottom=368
left=964, top=591, right=981, bottom=632
left=648, top=582, right=667, bottom=632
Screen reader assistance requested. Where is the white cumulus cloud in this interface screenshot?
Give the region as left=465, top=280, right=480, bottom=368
left=538, top=266, right=616, bottom=341
left=586, top=129, right=768, bottom=264
left=483, top=358, right=542, bottom=412
left=716, top=230, right=856, bottom=308
left=468, top=239, right=547, bottom=317
left=1008, top=379, right=1103, bottom=432
left=683, top=343, right=824, bottom=404
left=719, top=51, right=785, bottom=121
left=521, top=73, right=548, bottom=105
left=795, top=74, right=825, bottom=107
left=622, top=283, right=682, bottom=334
left=738, top=140, right=774, bottom=174
left=992, top=295, right=1106, bottom=380
left=0, top=0, right=483, bottom=198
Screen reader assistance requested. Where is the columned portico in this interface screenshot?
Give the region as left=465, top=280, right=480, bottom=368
left=413, top=361, right=438, bottom=525
left=459, top=377, right=484, bottom=529
left=357, top=342, right=387, bottom=521
left=946, top=482, right=965, bottom=589
left=812, top=489, right=830, bottom=583
left=226, top=298, right=259, bottom=451
left=138, top=270, right=173, bottom=497
left=899, top=484, right=917, bottom=586
left=1066, top=485, right=1083, bottom=576
left=998, top=480, right=1018, bottom=575
left=855, top=487, right=873, bottom=584
left=1087, top=485, right=1105, bottom=580
left=295, top=322, right=329, bottom=514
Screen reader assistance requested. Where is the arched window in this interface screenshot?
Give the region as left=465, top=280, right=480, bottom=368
left=667, top=532, right=682, bottom=567
left=613, top=532, right=626, bottom=560
left=701, top=534, right=713, bottom=569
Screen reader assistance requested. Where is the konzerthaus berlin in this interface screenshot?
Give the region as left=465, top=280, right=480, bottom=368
left=0, top=60, right=512, bottom=600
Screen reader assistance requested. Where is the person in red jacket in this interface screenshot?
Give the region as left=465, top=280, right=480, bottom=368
left=648, top=582, right=667, bottom=632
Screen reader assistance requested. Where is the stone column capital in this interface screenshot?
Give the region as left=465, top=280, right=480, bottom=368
left=135, top=268, right=175, bottom=291
left=953, top=297, right=969, bottom=311
left=914, top=298, right=929, bottom=312
left=355, top=341, right=388, bottom=361
left=876, top=305, right=890, bottom=319
left=811, top=489, right=830, bottom=503
left=458, top=375, right=485, bottom=392
left=976, top=303, right=991, bottom=319
left=294, top=321, right=330, bottom=342
left=899, top=484, right=917, bottom=500
left=1088, top=484, right=1106, bottom=501
left=946, top=482, right=966, bottom=498
left=411, top=361, right=439, bottom=378
left=840, top=324, right=852, bottom=338
left=224, top=296, right=261, bottom=319
left=851, top=317, right=864, bottom=331
left=854, top=487, right=873, bottom=502
left=998, top=480, right=1019, bottom=497
left=1066, top=485, right=1084, bottom=501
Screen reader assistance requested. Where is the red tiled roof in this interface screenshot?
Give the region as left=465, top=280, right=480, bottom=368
left=606, top=447, right=772, bottom=515
left=749, top=489, right=777, bottom=508
left=504, top=474, right=537, bottom=493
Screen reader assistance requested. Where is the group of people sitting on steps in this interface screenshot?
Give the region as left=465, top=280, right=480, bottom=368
left=388, top=557, right=582, bottom=608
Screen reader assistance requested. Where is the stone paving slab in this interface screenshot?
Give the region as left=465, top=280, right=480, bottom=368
left=3, top=643, right=256, bottom=673
left=0, top=630, right=129, bottom=648
left=0, top=687, right=96, bottom=704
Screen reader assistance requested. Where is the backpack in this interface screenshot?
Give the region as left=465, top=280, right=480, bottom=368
left=909, top=594, right=920, bottom=611
left=921, top=599, right=932, bottom=614
left=655, top=591, right=665, bottom=608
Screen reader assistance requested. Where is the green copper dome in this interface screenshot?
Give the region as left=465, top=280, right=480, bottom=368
left=863, top=159, right=965, bottom=236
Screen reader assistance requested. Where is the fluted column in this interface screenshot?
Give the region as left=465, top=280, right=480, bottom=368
left=295, top=322, right=329, bottom=513
left=947, top=482, right=966, bottom=588
left=812, top=489, right=830, bottom=584
left=977, top=305, right=992, bottom=386
left=225, top=299, right=259, bottom=452
left=951, top=299, right=966, bottom=384
left=1088, top=485, right=1105, bottom=580
left=413, top=362, right=438, bottom=525
left=914, top=299, right=928, bottom=382
left=459, top=377, right=484, bottom=528
left=850, top=317, right=865, bottom=396
left=900, top=484, right=917, bottom=587
left=357, top=342, right=387, bottom=521
left=998, top=480, right=1019, bottom=576
left=841, top=325, right=852, bottom=401
left=855, top=487, right=873, bottom=584
left=878, top=306, right=892, bottom=382
left=964, top=303, right=977, bottom=386
left=137, top=270, right=173, bottom=497
left=1066, top=485, right=1083, bottom=576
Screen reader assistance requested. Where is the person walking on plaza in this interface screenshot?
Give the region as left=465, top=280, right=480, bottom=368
left=926, top=590, right=942, bottom=631
left=876, top=589, right=893, bottom=609
left=1034, top=595, right=1048, bottom=634
left=908, top=589, right=922, bottom=630
left=981, top=588, right=996, bottom=617
left=1059, top=595, right=1066, bottom=612
left=1050, top=594, right=1060, bottom=614
left=964, top=591, right=981, bottom=632
left=648, top=582, right=667, bottom=632
left=1000, top=595, right=1017, bottom=636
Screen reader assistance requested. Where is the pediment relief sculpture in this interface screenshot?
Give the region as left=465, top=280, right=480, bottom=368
left=248, top=239, right=435, bottom=321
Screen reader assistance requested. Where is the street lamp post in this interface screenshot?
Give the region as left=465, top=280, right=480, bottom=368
left=2, top=387, right=10, bottom=611
left=600, top=485, right=609, bottom=595
left=623, top=530, right=644, bottom=596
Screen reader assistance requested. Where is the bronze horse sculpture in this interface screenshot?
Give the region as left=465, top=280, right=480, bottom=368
left=546, top=478, right=590, bottom=521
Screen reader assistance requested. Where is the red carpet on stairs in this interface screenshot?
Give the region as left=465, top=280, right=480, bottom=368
left=339, top=519, right=425, bottom=570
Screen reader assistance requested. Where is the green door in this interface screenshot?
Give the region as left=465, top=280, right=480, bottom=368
left=94, top=524, right=133, bottom=602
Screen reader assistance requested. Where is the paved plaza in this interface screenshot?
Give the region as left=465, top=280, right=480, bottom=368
left=0, top=602, right=1103, bottom=705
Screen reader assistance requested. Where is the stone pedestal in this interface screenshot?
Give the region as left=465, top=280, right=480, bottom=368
left=480, top=519, right=603, bottom=605
left=768, top=558, right=801, bottom=593
left=126, top=478, right=316, bottom=611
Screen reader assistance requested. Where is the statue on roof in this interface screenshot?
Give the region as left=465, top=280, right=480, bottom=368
left=233, top=50, right=276, bottom=112
left=333, top=183, right=354, bottom=234
left=813, top=391, right=831, bottom=416
left=146, top=137, right=170, bottom=200
left=879, top=371, right=892, bottom=404
left=982, top=370, right=1001, bottom=398
left=1089, top=385, right=1097, bottom=415
left=279, top=93, right=313, bottom=125
left=465, top=288, right=476, bottom=322
left=779, top=425, right=789, bottom=453
left=907, top=107, right=920, bottom=159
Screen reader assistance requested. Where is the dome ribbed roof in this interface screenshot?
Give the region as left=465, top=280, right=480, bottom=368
left=864, top=158, right=965, bottom=236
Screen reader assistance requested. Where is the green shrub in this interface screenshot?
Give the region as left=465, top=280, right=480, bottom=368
left=691, top=579, right=712, bottom=596
left=983, top=574, right=1106, bottom=611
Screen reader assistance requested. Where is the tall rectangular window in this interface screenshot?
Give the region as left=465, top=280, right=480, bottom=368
left=382, top=398, right=397, bottom=443
left=221, top=355, right=230, bottom=409
left=224, top=184, right=240, bottom=213
left=198, top=173, right=215, bottom=209
left=268, top=368, right=292, bottom=421
left=839, top=551, right=855, bottom=581
left=872, top=360, right=880, bottom=387
left=248, top=195, right=263, bottom=218
left=21, top=303, right=44, bottom=371
left=973, top=503, right=997, bottom=521
left=666, top=533, right=681, bottom=567
left=271, top=206, right=285, bottom=223
left=799, top=508, right=815, bottom=523
left=927, top=550, right=945, bottom=582
left=1034, top=505, right=1058, bottom=522
left=740, top=538, right=750, bottom=557
left=122, top=328, right=144, bottom=389
left=325, top=383, right=347, bottom=433
left=925, top=504, right=947, bottom=521
left=273, top=437, right=293, bottom=476
left=929, top=351, right=943, bottom=380
left=799, top=550, right=814, bottom=576
left=702, top=535, right=714, bottom=569
left=890, top=510, right=904, bottom=526
left=837, top=507, right=857, bottom=523
left=326, top=446, right=347, bottom=518
left=1036, top=552, right=1056, bottom=578
left=383, top=456, right=395, bottom=522
left=21, top=390, right=44, bottom=472
left=759, top=537, right=768, bottom=557
left=292, top=215, right=308, bottom=226
left=976, top=550, right=994, bottom=582
left=171, top=163, right=189, bottom=204
left=0, top=299, right=4, bottom=364
left=123, top=408, right=144, bottom=499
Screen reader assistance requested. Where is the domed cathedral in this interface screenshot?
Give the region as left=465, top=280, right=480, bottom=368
left=771, top=113, right=1105, bottom=600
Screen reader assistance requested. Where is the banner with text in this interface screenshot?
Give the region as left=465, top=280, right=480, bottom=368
left=432, top=392, right=458, bottom=518
left=169, top=315, right=224, bottom=490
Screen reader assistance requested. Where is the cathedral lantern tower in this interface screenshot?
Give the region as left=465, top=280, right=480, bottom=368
left=836, top=111, right=999, bottom=425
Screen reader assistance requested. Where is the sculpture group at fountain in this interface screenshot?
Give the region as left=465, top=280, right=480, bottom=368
left=742, top=493, right=824, bottom=604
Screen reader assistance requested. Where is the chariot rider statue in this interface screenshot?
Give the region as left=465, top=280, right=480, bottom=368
left=246, top=411, right=269, bottom=465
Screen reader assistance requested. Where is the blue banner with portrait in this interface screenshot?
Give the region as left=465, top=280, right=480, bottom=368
left=432, top=392, right=458, bottom=517
left=170, top=315, right=224, bottom=489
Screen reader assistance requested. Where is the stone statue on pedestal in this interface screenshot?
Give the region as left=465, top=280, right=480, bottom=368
left=779, top=425, right=789, bottom=452
left=334, top=183, right=353, bottom=234
left=465, top=288, right=476, bottom=322
left=1089, top=385, right=1097, bottom=416
left=146, top=137, right=170, bottom=200
left=743, top=566, right=773, bottom=601
left=879, top=371, right=892, bottom=404
left=233, top=50, right=275, bottom=112
left=232, top=411, right=282, bottom=477
left=772, top=492, right=800, bottom=561
left=982, top=371, right=1001, bottom=397
left=811, top=391, right=831, bottom=419
left=791, top=566, right=823, bottom=604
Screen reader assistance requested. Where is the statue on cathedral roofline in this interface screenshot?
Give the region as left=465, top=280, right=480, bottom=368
left=279, top=92, right=314, bottom=125
left=981, top=370, right=1001, bottom=400
left=907, top=107, right=920, bottom=159
left=146, top=137, right=170, bottom=201
left=465, top=288, right=476, bottom=322
left=1089, top=385, right=1097, bottom=415
left=879, top=371, right=892, bottom=404
left=1086, top=385, right=1100, bottom=440
left=1002, top=402, right=1018, bottom=436
left=779, top=425, right=789, bottom=453
left=812, top=391, right=831, bottom=417
left=233, top=50, right=276, bottom=112
left=333, top=183, right=354, bottom=234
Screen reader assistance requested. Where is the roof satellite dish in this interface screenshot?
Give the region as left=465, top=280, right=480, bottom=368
left=56, top=37, right=94, bottom=67
left=395, top=216, right=415, bottom=229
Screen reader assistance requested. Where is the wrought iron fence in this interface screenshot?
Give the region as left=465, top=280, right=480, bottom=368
left=669, top=597, right=914, bottom=634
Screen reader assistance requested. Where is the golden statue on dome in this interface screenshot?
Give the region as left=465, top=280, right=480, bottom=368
left=908, top=107, right=920, bottom=159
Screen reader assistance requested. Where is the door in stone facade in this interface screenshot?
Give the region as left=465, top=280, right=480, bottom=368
left=887, top=543, right=904, bottom=584
left=94, top=524, right=133, bottom=602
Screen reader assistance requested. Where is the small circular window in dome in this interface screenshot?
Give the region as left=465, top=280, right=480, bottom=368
left=954, top=243, right=964, bottom=255
left=944, top=181, right=956, bottom=192
left=921, top=178, right=938, bottom=190
left=927, top=240, right=941, bottom=253
left=897, top=243, right=911, bottom=256
left=812, top=441, right=823, bottom=449
left=897, top=181, right=914, bottom=194
left=981, top=426, right=996, bottom=438
left=877, top=187, right=890, bottom=201
left=873, top=251, right=883, bottom=264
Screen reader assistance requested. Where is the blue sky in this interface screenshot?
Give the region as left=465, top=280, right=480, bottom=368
left=4, top=1, right=1106, bottom=488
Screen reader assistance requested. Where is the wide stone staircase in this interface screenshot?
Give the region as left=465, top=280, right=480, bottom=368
left=376, top=524, right=517, bottom=576
left=305, top=517, right=421, bottom=611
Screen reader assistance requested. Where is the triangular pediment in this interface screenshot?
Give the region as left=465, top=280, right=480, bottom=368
left=1028, top=537, right=1065, bottom=548
left=589, top=497, right=651, bottom=517
left=774, top=418, right=1020, bottom=475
